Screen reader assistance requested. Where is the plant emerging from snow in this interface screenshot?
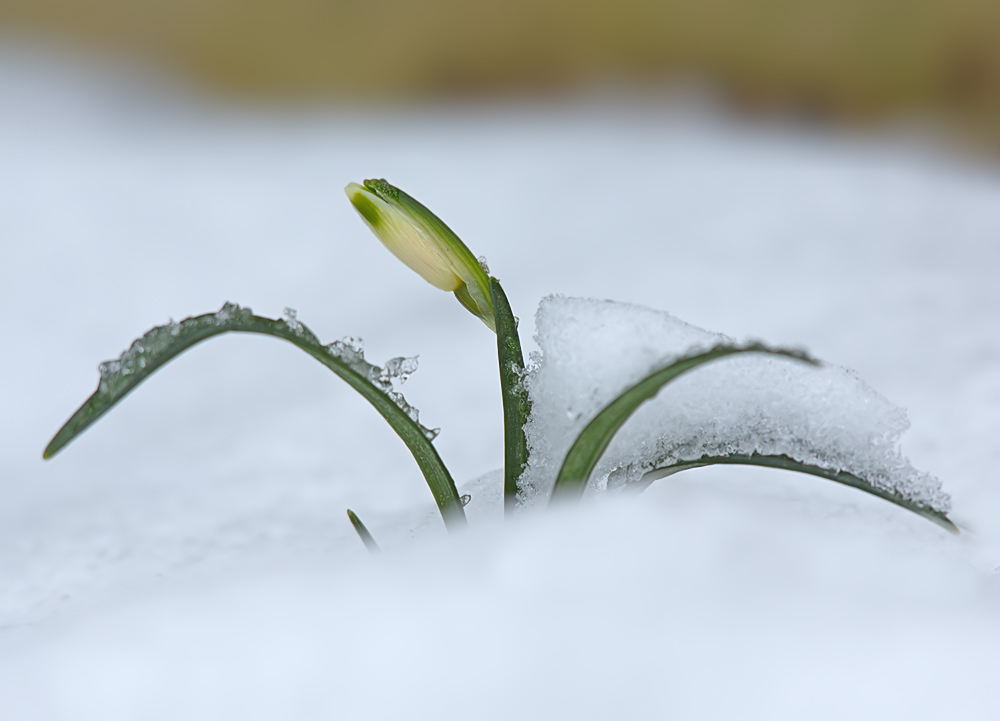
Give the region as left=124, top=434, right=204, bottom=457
left=44, top=179, right=957, bottom=539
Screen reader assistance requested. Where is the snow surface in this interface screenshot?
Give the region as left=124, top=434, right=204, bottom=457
left=1, top=46, right=999, bottom=719
left=520, top=296, right=950, bottom=511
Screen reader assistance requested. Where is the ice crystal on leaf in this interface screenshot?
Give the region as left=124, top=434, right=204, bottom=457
left=89, top=303, right=437, bottom=442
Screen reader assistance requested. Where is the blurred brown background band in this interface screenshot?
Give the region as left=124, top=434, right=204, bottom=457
left=3, top=0, right=1000, bottom=140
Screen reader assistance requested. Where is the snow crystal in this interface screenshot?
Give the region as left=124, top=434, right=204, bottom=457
left=281, top=307, right=304, bottom=335
left=381, top=356, right=419, bottom=385
left=324, top=337, right=364, bottom=365
left=387, top=390, right=420, bottom=424
left=213, top=301, right=253, bottom=325
left=520, top=296, right=950, bottom=513
left=97, top=303, right=250, bottom=398
left=321, top=340, right=431, bottom=435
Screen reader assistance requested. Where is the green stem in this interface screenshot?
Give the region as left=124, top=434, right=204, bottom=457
left=490, top=277, right=530, bottom=514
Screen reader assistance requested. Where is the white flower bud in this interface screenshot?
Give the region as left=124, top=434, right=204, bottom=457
left=346, top=179, right=495, bottom=331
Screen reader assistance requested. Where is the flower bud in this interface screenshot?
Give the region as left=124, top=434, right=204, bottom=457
left=346, top=179, right=495, bottom=331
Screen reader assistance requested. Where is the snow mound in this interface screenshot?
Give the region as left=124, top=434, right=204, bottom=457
left=520, top=296, right=950, bottom=512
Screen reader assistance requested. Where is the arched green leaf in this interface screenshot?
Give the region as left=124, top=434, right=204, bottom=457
left=637, top=453, right=957, bottom=532
left=44, top=303, right=466, bottom=530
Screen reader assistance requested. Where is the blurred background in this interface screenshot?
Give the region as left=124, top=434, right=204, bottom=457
left=2, top=0, right=1000, bottom=145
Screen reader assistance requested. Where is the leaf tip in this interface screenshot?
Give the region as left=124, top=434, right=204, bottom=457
left=936, top=515, right=960, bottom=535
left=42, top=437, right=61, bottom=460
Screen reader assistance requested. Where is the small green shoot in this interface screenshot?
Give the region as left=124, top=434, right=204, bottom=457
left=347, top=509, right=380, bottom=552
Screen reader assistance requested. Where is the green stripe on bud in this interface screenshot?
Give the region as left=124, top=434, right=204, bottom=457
left=345, top=179, right=495, bottom=331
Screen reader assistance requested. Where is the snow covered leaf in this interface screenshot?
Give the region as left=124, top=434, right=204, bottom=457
left=525, top=296, right=953, bottom=528
left=549, top=343, right=818, bottom=501
left=43, top=303, right=466, bottom=530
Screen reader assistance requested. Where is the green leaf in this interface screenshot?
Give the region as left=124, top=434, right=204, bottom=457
left=549, top=343, right=819, bottom=503
left=347, top=509, right=381, bottom=552
left=489, top=277, right=530, bottom=514
left=44, top=303, right=467, bottom=530
left=637, top=453, right=958, bottom=533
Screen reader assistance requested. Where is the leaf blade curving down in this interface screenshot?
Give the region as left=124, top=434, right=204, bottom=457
left=44, top=303, right=466, bottom=530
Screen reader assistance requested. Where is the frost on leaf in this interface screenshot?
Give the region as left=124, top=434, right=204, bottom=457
left=322, top=340, right=428, bottom=434
left=382, top=356, right=419, bottom=385
left=519, top=296, right=951, bottom=514
left=282, top=307, right=304, bottom=336
left=213, top=301, right=253, bottom=325
left=90, top=302, right=436, bottom=440
left=97, top=302, right=248, bottom=400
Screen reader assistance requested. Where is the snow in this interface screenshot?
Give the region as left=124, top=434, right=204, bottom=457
left=1, top=503, right=997, bottom=720
left=1, top=46, right=999, bottom=718
left=520, top=295, right=950, bottom=511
